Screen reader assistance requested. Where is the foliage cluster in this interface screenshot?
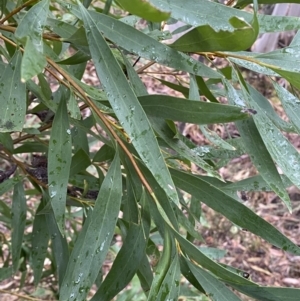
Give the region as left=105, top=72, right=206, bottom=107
left=1, top=0, right=300, bottom=300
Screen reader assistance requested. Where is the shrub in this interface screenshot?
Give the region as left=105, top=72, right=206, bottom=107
left=1, top=0, right=300, bottom=300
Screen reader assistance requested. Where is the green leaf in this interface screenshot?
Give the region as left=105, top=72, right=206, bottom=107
left=92, top=216, right=148, bottom=300
left=45, top=196, right=69, bottom=287
left=148, top=229, right=180, bottom=301
left=200, top=125, right=235, bottom=150
left=117, top=0, right=170, bottom=22
left=151, top=117, right=222, bottom=180
left=186, top=259, right=242, bottom=301
left=237, top=117, right=291, bottom=211
left=48, top=96, right=72, bottom=234
left=0, top=133, right=13, bottom=153
left=20, top=37, right=47, bottom=82
left=0, top=199, right=11, bottom=224
left=0, top=267, right=13, bottom=282
left=60, top=3, right=221, bottom=79
left=78, top=1, right=179, bottom=206
left=0, top=50, right=26, bottom=132
left=93, top=144, right=115, bottom=163
left=139, top=95, right=249, bottom=124
left=172, top=228, right=253, bottom=285
left=15, top=0, right=49, bottom=82
left=32, top=201, right=50, bottom=286
left=231, top=283, right=300, bottom=301
left=235, top=0, right=300, bottom=9
left=15, top=0, right=49, bottom=42
left=170, top=168, right=300, bottom=255
left=174, top=206, right=203, bottom=241
left=223, top=174, right=292, bottom=193
left=171, top=15, right=258, bottom=52
left=0, top=176, right=22, bottom=196
left=246, top=91, right=300, bottom=193
left=246, top=84, right=293, bottom=133
left=150, top=0, right=300, bottom=34
left=273, top=81, right=300, bottom=135
left=57, top=50, right=90, bottom=65
left=224, top=80, right=292, bottom=211
left=60, top=150, right=122, bottom=301
left=70, top=148, right=91, bottom=176
left=67, top=91, right=81, bottom=120
left=11, top=181, right=26, bottom=272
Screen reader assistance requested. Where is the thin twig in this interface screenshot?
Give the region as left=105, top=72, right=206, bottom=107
left=0, top=0, right=37, bottom=24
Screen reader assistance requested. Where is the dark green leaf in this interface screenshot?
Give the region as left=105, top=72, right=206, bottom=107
left=15, top=0, right=49, bottom=81
left=60, top=150, right=122, bottom=301
left=231, top=283, right=300, bottom=301
left=0, top=133, right=13, bottom=153
left=186, top=259, right=242, bottom=301
left=57, top=50, right=90, bottom=65
left=170, top=168, right=300, bottom=255
left=32, top=201, right=50, bottom=286
left=171, top=15, right=258, bottom=52
left=67, top=91, right=81, bottom=120
left=46, top=196, right=69, bottom=287
left=117, top=0, right=170, bottom=22
left=148, top=229, right=180, bottom=301
left=93, top=144, right=115, bottom=163
left=92, top=219, right=148, bottom=300
left=78, top=1, right=179, bottom=206
left=150, top=0, right=300, bottom=34
left=60, top=3, right=222, bottom=79
left=139, top=95, right=249, bottom=124
left=0, top=176, right=22, bottom=196
left=0, top=267, right=13, bottom=281
left=273, top=81, right=300, bottom=135
left=152, top=117, right=222, bottom=180
left=11, top=181, right=26, bottom=272
left=0, top=50, right=26, bottom=132
left=70, top=149, right=91, bottom=176
left=48, top=96, right=72, bottom=234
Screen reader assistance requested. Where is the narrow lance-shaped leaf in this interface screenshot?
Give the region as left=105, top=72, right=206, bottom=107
left=11, top=181, right=26, bottom=272
left=151, top=117, right=223, bottom=180
left=224, top=79, right=292, bottom=211
left=31, top=201, right=50, bottom=286
left=150, top=0, right=300, bottom=34
left=273, top=81, right=300, bottom=135
left=58, top=2, right=221, bottom=79
left=189, top=73, right=235, bottom=151
left=200, top=125, right=235, bottom=150
left=117, top=0, right=170, bottom=22
left=48, top=96, right=72, bottom=234
left=231, top=283, right=300, bottom=301
left=78, top=1, right=179, bottom=206
left=92, top=190, right=150, bottom=301
left=240, top=81, right=300, bottom=194
left=124, top=54, right=223, bottom=180
left=0, top=50, right=26, bottom=132
left=235, top=0, right=300, bottom=9
left=170, top=168, right=300, bottom=255
left=15, top=0, right=49, bottom=81
left=186, top=258, right=242, bottom=301
left=60, top=150, right=122, bottom=301
left=171, top=226, right=256, bottom=285
left=46, top=200, right=69, bottom=288
left=139, top=95, right=249, bottom=124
